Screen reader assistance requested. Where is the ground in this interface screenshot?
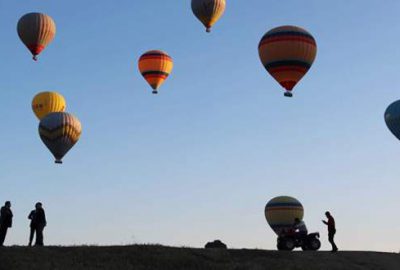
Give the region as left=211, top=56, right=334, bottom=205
left=0, top=245, right=399, bottom=270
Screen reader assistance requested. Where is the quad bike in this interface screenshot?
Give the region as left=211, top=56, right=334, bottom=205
left=277, top=232, right=321, bottom=251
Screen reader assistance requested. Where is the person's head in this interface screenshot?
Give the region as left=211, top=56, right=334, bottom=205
left=4, top=201, right=11, bottom=208
left=325, top=211, right=331, bottom=218
left=35, top=202, right=42, bottom=209
left=294, top=218, right=300, bottom=224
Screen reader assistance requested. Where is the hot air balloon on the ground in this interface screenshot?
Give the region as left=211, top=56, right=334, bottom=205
left=32, top=92, right=66, bottom=120
left=385, top=100, right=400, bottom=141
left=39, top=112, right=82, bottom=164
left=191, top=0, right=226, bottom=33
left=138, top=50, right=173, bottom=94
left=17, top=12, right=56, bottom=61
left=265, top=196, right=304, bottom=235
left=258, top=26, right=317, bottom=97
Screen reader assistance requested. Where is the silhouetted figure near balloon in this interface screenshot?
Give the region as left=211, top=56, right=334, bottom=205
left=293, top=217, right=308, bottom=238
left=322, top=211, right=338, bottom=252
left=28, top=202, right=47, bottom=246
left=0, top=201, right=13, bottom=246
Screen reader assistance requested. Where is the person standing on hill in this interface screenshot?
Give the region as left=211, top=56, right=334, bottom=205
left=28, top=207, right=36, bottom=246
left=29, top=202, right=47, bottom=246
left=0, top=201, right=13, bottom=246
left=322, top=211, right=338, bottom=252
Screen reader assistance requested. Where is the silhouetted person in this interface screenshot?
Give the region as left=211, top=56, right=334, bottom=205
left=322, top=211, right=338, bottom=252
left=293, top=217, right=308, bottom=238
left=29, top=202, right=47, bottom=246
left=0, top=201, right=13, bottom=246
left=28, top=209, right=36, bottom=246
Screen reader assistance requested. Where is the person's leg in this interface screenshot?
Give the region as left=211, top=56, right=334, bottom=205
left=0, top=226, right=8, bottom=246
left=331, top=232, right=338, bottom=251
left=29, top=227, right=35, bottom=246
left=328, top=232, right=338, bottom=251
left=35, top=226, right=44, bottom=246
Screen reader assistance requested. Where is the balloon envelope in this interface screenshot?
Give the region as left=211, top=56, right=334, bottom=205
left=265, top=196, right=304, bottom=235
left=191, top=0, right=226, bottom=32
left=39, top=112, right=82, bottom=164
left=138, top=50, right=173, bottom=94
left=32, top=92, right=66, bottom=120
left=385, top=100, right=400, bottom=141
left=258, top=25, right=317, bottom=97
left=17, top=12, right=56, bottom=61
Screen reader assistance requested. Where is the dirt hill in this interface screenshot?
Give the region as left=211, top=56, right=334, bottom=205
left=0, top=245, right=399, bottom=270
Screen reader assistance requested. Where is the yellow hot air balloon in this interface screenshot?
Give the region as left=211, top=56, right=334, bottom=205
left=138, top=50, right=173, bottom=94
left=17, top=12, right=56, bottom=61
left=191, top=0, right=226, bottom=32
left=265, top=196, right=304, bottom=236
left=32, top=92, right=66, bottom=120
left=39, top=112, right=82, bottom=164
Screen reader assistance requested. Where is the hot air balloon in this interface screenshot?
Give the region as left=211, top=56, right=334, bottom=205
left=138, top=50, right=173, bottom=94
left=32, top=92, right=66, bottom=120
left=265, top=196, right=304, bottom=235
left=191, top=0, right=226, bottom=33
left=258, top=26, right=317, bottom=97
left=39, top=112, right=82, bottom=164
left=17, top=12, right=56, bottom=61
left=385, top=100, right=400, bottom=141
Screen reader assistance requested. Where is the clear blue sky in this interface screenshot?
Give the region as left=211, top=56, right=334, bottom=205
left=0, top=0, right=399, bottom=252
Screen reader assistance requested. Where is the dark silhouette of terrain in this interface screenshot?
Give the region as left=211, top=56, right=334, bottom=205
left=0, top=245, right=399, bottom=270
left=205, top=239, right=227, bottom=249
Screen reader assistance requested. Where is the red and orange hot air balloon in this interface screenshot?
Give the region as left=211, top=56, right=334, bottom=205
left=258, top=26, right=317, bottom=97
left=138, top=50, right=173, bottom=94
left=17, top=12, right=56, bottom=61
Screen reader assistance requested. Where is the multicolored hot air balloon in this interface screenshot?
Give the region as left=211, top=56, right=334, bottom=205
left=17, top=12, right=56, bottom=61
left=32, top=92, right=66, bottom=120
left=265, top=196, right=304, bottom=235
left=258, top=26, right=317, bottom=97
left=191, top=0, right=226, bottom=33
left=385, top=100, right=400, bottom=141
left=138, top=50, right=173, bottom=94
left=39, top=112, right=82, bottom=164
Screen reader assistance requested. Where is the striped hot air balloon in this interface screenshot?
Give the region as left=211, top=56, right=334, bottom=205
left=138, top=50, right=173, bottom=94
left=32, top=92, right=66, bottom=120
left=17, top=12, right=56, bottom=61
left=191, top=0, right=226, bottom=33
left=39, top=112, right=82, bottom=164
left=258, top=26, right=317, bottom=97
left=385, top=100, right=400, bottom=141
left=265, top=196, right=304, bottom=236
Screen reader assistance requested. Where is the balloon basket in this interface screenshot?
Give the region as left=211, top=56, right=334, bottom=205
left=55, top=160, right=63, bottom=164
left=152, top=91, right=158, bottom=94
left=284, top=91, right=293, bottom=97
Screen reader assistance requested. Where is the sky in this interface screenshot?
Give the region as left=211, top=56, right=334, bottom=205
left=0, top=0, right=400, bottom=252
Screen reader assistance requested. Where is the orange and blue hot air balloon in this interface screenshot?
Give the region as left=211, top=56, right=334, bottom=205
left=138, top=50, right=173, bottom=94
left=265, top=196, right=304, bottom=236
left=39, top=112, right=82, bottom=164
left=258, top=26, right=317, bottom=97
left=17, top=13, right=56, bottom=61
left=191, top=0, right=226, bottom=33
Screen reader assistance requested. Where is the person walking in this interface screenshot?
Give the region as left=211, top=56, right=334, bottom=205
left=0, top=201, right=13, bottom=246
left=322, top=211, right=338, bottom=252
left=30, top=202, right=47, bottom=246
